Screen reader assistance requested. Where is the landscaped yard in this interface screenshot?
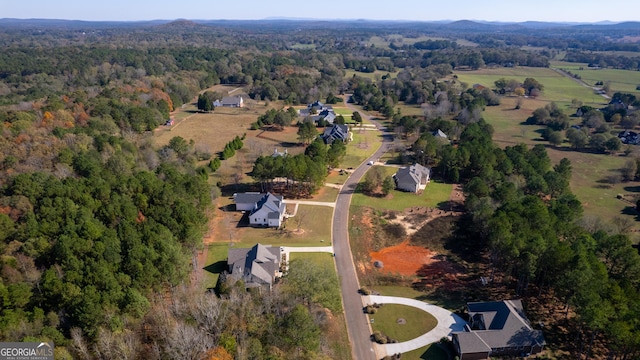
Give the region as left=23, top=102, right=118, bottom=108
left=203, top=203, right=335, bottom=286
left=352, top=165, right=453, bottom=211
left=370, top=304, right=437, bottom=342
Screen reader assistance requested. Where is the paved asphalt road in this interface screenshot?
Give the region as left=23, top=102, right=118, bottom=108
left=333, top=96, right=393, bottom=360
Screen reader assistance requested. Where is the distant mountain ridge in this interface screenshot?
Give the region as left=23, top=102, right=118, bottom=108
left=0, top=18, right=639, bottom=31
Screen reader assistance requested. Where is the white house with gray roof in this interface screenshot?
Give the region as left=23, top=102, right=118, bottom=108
left=214, top=95, right=244, bottom=108
left=234, top=192, right=286, bottom=228
left=227, top=243, right=282, bottom=290
left=393, top=164, right=431, bottom=193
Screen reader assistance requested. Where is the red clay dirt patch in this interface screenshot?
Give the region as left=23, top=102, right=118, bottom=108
left=369, top=240, right=436, bottom=276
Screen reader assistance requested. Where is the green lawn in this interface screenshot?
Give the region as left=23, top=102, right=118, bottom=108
left=312, top=185, right=340, bottom=202
left=289, top=252, right=335, bottom=264
left=369, top=285, right=465, bottom=312
left=325, top=169, right=350, bottom=185
left=236, top=205, right=333, bottom=246
left=333, top=107, right=355, bottom=116
left=396, top=103, right=427, bottom=117
left=402, top=344, right=449, bottom=360
left=203, top=242, right=233, bottom=289
left=370, top=304, right=437, bottom=342
left=341, top=128, right=383, bottom=168
left=368, top=285, right=426, bottom=299
left=203, top=205, right=335, bottom=287
left=351, top=166, right=452, bottom=211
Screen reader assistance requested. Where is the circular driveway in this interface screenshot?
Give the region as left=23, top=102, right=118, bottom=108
left=363, top=295, right=466, bottom=357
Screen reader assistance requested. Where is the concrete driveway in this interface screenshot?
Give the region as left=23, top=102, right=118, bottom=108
left=363, top=295, right=467, bottom=357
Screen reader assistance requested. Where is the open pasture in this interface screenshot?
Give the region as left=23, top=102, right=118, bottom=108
left=457, top=67, right=640, bottom=238
left=345, top=69, right=399, bottom=81
left=551, top=61, right=640, bottom=95
left=455, top=66, right=606, bottom=106
left=367, top=35, right=477, bottom=48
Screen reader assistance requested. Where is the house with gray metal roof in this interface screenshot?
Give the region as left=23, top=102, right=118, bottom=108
left=393, top=164, right=431, bottom=193
left=234, top=192, right=267, bottom=211
left=227, top=243, right=282, bottom=290
left=452, top=300, right=545, bottom=360
left=234, top=192, right=286, bottom=228
left=218, top=95, right=244, bottom=108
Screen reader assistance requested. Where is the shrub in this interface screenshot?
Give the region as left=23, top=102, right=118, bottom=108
left=372, top=331, right=387, bottom=344
left=359, top=287, right=372, bottom=295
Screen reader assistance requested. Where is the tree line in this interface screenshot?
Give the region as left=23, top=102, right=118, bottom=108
left=432, top=121, right=640, bottom=358
left=251, top=137, right=346, bottom=197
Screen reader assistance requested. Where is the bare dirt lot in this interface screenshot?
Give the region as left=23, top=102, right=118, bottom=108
left=369, top=240, right=436, bottom=276
left=355, top=184, right=465, bottom=278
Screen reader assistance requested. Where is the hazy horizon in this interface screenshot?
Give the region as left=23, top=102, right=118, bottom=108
left=4, top=0, right=640, bottom=23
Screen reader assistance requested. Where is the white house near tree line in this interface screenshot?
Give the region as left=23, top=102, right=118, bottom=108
left=393, top=164, right=431, bottom=193
left=234, top=192, right=286, bottom=228
left=213, top=96, right=244, bottom=108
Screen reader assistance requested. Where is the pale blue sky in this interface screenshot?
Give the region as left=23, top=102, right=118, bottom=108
left=4, top=0, right=639, bottom=23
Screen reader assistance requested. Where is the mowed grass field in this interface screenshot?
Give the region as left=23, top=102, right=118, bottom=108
left=342, top=126, right=384, bottom=168
left=456, top=67, right=640, bottom=239
left=455, top=66, right=606, bottom=107
left=551, top=60, right=640, bottom=95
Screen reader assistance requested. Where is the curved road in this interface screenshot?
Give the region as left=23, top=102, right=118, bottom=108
left=333, top=96, right=393, bottom=360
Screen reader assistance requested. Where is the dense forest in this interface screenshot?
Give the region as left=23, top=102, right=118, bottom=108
left=1, top=18, right=640, bottom=359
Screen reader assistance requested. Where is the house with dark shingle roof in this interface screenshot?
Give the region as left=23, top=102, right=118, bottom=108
left=227, top=243, right=282, bottom=290
left=393, top=164, right=430, bottom=193
left=321, top=124, right=350, bottom=144
left=452, top=300, right=546, bottom=360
